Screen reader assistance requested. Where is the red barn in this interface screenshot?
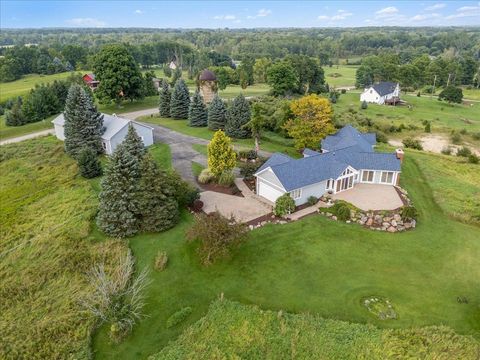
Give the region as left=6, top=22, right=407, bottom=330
left=82, top=73, right=99, bottom=90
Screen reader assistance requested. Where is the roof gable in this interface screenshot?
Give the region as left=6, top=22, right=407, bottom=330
left=371, top=82, right=398, bottom=96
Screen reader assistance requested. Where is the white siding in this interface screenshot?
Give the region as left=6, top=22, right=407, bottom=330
left=360, top=87, right=382, bottom=104
left=291, top=180, right=328, bottom=206
left=54, top=124, right=65, bottom=140
left=109, top=123, right=154, bottom=155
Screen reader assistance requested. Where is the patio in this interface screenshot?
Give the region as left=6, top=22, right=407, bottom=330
left=331, top=183, right=404, bottom=211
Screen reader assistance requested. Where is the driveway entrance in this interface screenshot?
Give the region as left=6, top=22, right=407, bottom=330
left=331, top=183, right=404, bottom=211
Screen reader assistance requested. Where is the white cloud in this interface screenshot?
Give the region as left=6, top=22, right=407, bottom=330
left=425, top=3, right=445, bottom=11
left=65, top=17, right=106, bottom=27
left=411, top=13, right=441, bottom=21
left=446, top=3, right=480, bottom=19
left=247, top=8, right=272, bottom=19
left=134, top=9, right=143, bottom=14
left=213, top=14, right=236, bottom=20
left=376, top=6, right=399, bottom=15
left=457, top=5, right=479, bottom=11
left=318, top=9, right=353, bottom=22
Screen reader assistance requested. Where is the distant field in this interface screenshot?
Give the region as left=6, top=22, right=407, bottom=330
left=324, top=65, right=359, bottom=87
left=334, top=92, right=480, bottom=132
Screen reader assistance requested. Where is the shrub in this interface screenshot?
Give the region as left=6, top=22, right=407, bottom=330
left=331, top=201, right=351, bottom=221
left=456, top=146, right=471, bottom=157
left=424, top=121, right=431, bottom=133
left=77, top=147, right=103, bottom=178
left=238, top=149, right=257, bottom=161
left=208, top=130, right=237, bottom=177
left=472, top=132, right=480, bottom=140
left=218, top=171, right=235, bottom=186
left=186, top=212, right=248, bottom=265
left=166, top=307, right=192, bottom=328
left=167, top=171, right=200, bottom=207
left=341, top=89, right=346, bottom=94
left=198, top=168, right=214, bottom=184
left=402, top=138, right=423, bottom=150
left=441, top=146, right=452, bottom=155
left=401, top=206, right=418, bottom=220
left=274, top=194, right=296, bottom=217
left=459, top=128, right=468, bottom=135
left=361, top=100, right=368, bottom=110
left=467, top=154, right=479, bottom=164
left=154, top=251, right=168, bottom=271
left=239, top=162, right=262, bottom=180
left=307, top=196, right=318, bottom=206
left=450, top=132, right=462, bottom=145
left=375, top=131, right=388, bottom=143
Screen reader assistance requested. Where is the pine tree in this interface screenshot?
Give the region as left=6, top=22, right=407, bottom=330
left=207, top=94, right=227, bottom=130
left=64, top=84, right=104, bottom=158
left=170, top=79, right=190, bottom=119
left=159, top=81, right=171, bottom=117
left=207, top=130, right=237, bottom=177
left=138, top=154, right=179, bottom=232
left=97, top=141, right=142, bottom=238
left=225, top=94, right=251, bottom=139
left=77, top=147, right=103, bottom=178
left=122, top=124, right=146, bottom=161
left=188, top=90, right=208, bottom=127
left=5, top=98, right=25, bottom=126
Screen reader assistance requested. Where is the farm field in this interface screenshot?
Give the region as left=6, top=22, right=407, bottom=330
left=324, top=65, right=359, bottom=87
left=334, top=92, right=480, bottom=132
left=93, top=147, right=480, bottom=359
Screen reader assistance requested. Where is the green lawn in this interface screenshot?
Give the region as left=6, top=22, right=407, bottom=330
left=0, top=115, right=55, bottom=140
left=141, top=115, right=298, bottom=156
left=153, top=300, right=479, bottom=359
left=334, top=92, right=480, bottom=132
left=463, top=88, right=480, bottom=101
left=93, top=148, right=480, bottom=359
left=324, top=65, right=359, bottom=87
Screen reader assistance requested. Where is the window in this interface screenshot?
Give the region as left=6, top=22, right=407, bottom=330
left=362, top=170, right=374, bottom=182
left=370, top=89, right=373, bottom=93
left=381, top=171, right=394, bottom=184
left=290, top=189, right=302, bottom=200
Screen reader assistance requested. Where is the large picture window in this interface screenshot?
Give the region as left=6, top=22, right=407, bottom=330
left=362, top=170, right=374, bottom=182
left=381, top=171, right=394, bottom=184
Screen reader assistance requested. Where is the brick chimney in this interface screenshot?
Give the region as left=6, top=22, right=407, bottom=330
left=395, top=148, right=404, bottom=163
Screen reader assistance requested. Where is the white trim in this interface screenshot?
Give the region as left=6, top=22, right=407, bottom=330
left=380, top=171, right=395, bottom=185
left=361, top=170, right=375, bottom=183
left=289, top=188, right=302, bottom=200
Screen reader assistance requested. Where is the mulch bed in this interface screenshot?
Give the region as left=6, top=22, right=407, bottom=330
left=199, top=182, right=244, bottom=197
left=243, top=178, right=256, bottom=192
left=245, top=212, right=281, bottom=227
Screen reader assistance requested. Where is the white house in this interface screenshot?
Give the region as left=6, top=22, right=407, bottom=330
left=360, top=82, right=400, bottom=105
left=254, top=125, right=403, bottom=205
left=52, top=113, right=154, bottom=155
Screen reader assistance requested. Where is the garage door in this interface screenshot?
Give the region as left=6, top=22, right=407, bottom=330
left=258, top=180, right=284, bottom=203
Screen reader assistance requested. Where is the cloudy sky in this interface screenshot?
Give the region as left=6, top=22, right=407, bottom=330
left=1, top=1, right=479, bottom=28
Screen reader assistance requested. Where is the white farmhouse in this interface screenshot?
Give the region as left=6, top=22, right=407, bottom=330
left=52, top=113, right=154, bottom=155
left=360, top=82, right=400, bottom=105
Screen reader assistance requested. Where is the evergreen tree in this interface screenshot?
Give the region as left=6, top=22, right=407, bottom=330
left=96, top=141, right=142, bottom=238
left=207, top=130, right=237, bottom=177
left=143, top=71, right=158, bottom=97
left=188, top=90, right=208, bottom=127
left=170, top=67, right=182, bottom=86
left=77, top=147, right=103, bottom=178
left=170, top=79, right=190, bottom=119
left=138, top=153, right=179, bottom=232
left=122, top=124, right=146, bottom=161
left=159, top=81, right=171, bottom=117
left=63, top=84, right=104, bottom=158
left=207, top=94, right=227, bottom=130
left=225, top=94, right=251, bottom=139
left=5, top=98, right=25, bottom=126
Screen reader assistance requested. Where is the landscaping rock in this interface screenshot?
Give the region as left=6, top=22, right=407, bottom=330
left=404, top=222, right=412, bottom=229
left=332, top=215, right=337, bottom=221
left=387, top=226, right=397, bottom=233
left=374, top=215, right=383, bottom=224
left=366, top=217, right=373, bottom=226
left=391, top=220, right=397, bottom=227
left=382, top=222, right=390, bottom=228
left=411, top=219, right=416, bottom=228
left=249, top=225, right=254, bottom=230
left=393, top=214, right=402, bottom=222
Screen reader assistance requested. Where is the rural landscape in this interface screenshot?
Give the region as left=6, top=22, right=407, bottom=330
left=1, top=1, right=480, bottom=359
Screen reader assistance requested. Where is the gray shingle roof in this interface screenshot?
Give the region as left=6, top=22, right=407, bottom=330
left=321, top=125, right=376, bottom=153
left=371, top=82, right=398, bottom=96
left=303, top=148, right=321, bottom=157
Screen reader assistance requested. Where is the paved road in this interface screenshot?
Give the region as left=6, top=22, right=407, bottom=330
left=0, top=129, right=55, bottom=146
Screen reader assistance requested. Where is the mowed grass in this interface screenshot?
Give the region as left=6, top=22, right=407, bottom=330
left=0, top=136, right=129, bottom=359
left=324, top=65, right=359, bottom=87
left=153, top=300, right=479, bottom=359
left=0, top=115, right=54, bottom=140
left=334, top=92, right=480, bottom=132
left=93, top=149, right=480, bottom=359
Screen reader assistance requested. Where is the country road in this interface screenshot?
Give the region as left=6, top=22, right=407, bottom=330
left=0, top=129, right=55, bottom=146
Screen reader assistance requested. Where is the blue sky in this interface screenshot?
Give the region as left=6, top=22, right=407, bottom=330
left=1, top=1, right=479, bottom=28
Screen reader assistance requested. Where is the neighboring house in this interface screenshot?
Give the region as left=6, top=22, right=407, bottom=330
left=82, top=73, right=100, bottom=90
left=360, top=82, right=400, bottom=105
left=254, top=125, right=403, bottom=205
left=52, top=113, right=154, bottom=155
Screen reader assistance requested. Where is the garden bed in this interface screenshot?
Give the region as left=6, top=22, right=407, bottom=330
left=199, top=182, right=243, bottom=197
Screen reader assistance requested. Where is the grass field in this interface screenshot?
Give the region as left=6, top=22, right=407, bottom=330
left=93, top=146, right=480, bottom=359
left=334, top=92, right=480, bottom=132
left=153, top=299, right=479, bottom=359
left=0, top=115, right=54, bottom=140
left=324, top=65, right=359, bottom=87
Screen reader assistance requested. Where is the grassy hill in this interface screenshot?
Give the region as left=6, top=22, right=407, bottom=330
left=152, top=299, right=480, bottom=359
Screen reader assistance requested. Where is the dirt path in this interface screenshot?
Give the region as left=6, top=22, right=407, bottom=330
left=0, top=129, right=55, bottom=146
left=389, top=133, right=480, bottom=156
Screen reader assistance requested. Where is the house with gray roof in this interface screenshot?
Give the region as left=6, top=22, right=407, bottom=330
left=254, top=125, right=403, bottom=205
left=360, top=81, right=400, bottom=105
left=52, top=113, right=154, bottom=155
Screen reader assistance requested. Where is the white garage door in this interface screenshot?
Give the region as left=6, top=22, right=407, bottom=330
left=258, top=180, right=284, bottom=203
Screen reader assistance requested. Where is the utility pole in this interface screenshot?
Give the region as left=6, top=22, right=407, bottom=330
left=431, top=74, right=437, bottom=98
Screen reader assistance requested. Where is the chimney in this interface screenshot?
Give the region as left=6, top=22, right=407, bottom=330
left=395, top=148, right=404, bottom=163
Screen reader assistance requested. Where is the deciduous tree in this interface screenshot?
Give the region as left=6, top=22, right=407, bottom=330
left=266, top=61, right=298, bottom=96
left=438, top=86, right=463, bottom=104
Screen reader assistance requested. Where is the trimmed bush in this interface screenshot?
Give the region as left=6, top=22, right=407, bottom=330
left=307, top=196, right=318, bottom=206
left=361, top=100, right=368, bottom=110
left=274, top=194, right=296, bottom=217
left=218, top=171, right=235, bottom=186
left=166, top=307, right=192, bottom=328
left=401, top=205, right=418, bottom=220
left=198, top=168, right=214, bottom=184
left=154, top=251, right=168, bottom=271
left=331, top=201, right=351, bottom=221
left=456, top=146, right=472, bottom=157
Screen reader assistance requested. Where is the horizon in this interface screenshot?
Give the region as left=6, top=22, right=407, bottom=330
left=1, top=1, right=480, bottom=29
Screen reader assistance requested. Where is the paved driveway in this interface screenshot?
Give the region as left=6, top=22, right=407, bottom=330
left=331, top=183, right=404, bottom=211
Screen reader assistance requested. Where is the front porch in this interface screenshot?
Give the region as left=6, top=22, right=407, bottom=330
left=331, top=183, right=404, bottom=211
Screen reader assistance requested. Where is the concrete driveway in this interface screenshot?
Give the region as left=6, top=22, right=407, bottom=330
left=331, top=183, right=404, bottom=211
